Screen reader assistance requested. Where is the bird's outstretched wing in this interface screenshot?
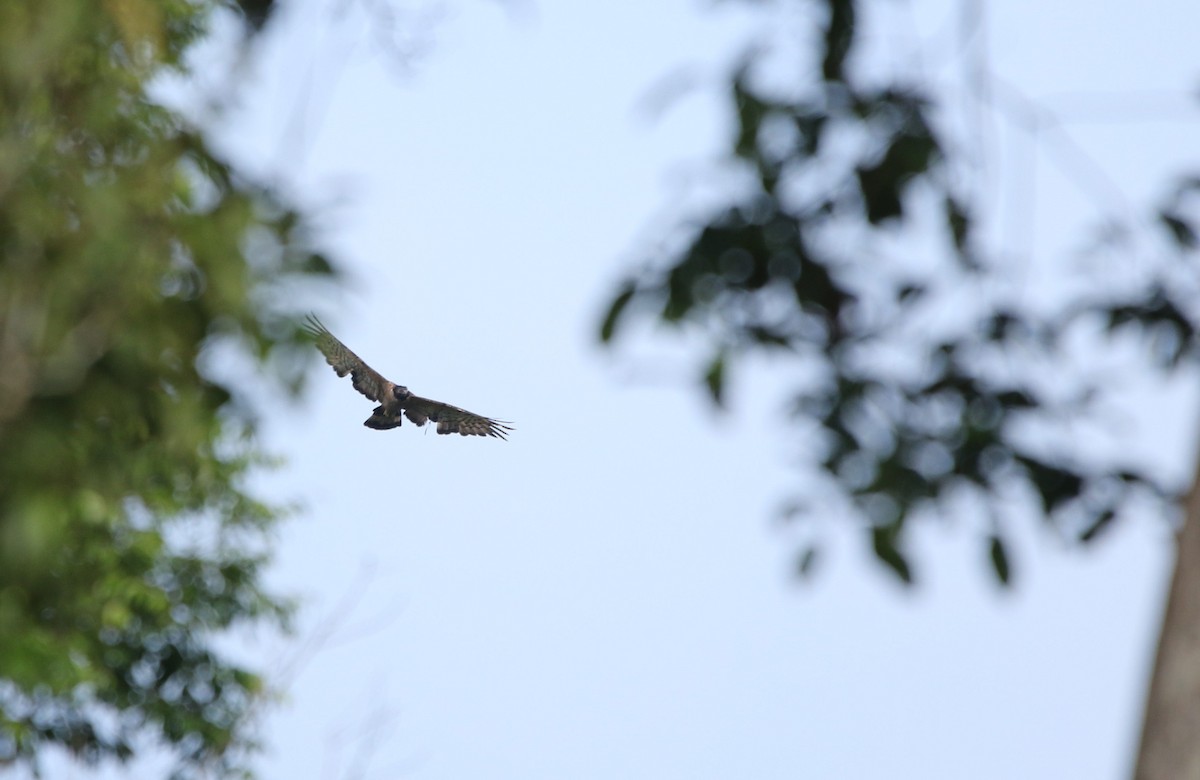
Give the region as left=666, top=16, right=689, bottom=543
left=403, top=395, right=514, bottom=440
left=303, top=315, right=393, bottom=403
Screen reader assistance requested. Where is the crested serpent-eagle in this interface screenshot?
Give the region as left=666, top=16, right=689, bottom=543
left=304, top=315, right=513, bottom=439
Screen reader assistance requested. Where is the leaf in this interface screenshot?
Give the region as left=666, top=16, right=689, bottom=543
left=871, top=525, right=913, bottom=584
left=856, top=163, right=903, bottom=224
left=984, top=311, right=1020, bottom=341
left=233, top=0, right=278, bottom=32
left=793, top=249, right=851, bottom=327
left=1100, top=287, right=1197, bottom=370
left=793, top=111, right=826, bottom=156
left=1079, top=508, right=1117, bottom=543
left=1016, top=455, right=1085, bottom=515
left=733, top=70, right=768, bottom=162
left=988, top=534, right=1011, bottom=585
left=703, top=351, right=727, bottom=408
left=944, top=195, right=972, bottom=261
left=600, top=282, right=636, bottom=342
left=744, top=325, right=792, bottom=349
left=821, top=0, right=856, bottom=82
left=1160, top=211, right=1198, bottom=249
left=299, top=252, right=336, bottom=276
left=796, top=546, right=820, bottom=579
left=857, top=131, right=940, bottom=224
left=994, top=389, right=1038, bottom=410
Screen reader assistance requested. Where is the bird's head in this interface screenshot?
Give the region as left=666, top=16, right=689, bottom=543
left=392, top=385, right=411, bottom=401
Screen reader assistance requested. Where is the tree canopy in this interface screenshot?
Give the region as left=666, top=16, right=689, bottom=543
left=601, top=0, right=1199, bottom=584
left=0, top=0, right=329, bottom=775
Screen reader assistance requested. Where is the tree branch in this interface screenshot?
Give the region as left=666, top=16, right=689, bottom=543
left=1133, top=444, right=1200, bottom=779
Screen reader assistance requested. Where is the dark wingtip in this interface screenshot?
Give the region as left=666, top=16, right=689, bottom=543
left=301, top=313, right=326, bottom=340
left=302, top=313, right=329, bottom=337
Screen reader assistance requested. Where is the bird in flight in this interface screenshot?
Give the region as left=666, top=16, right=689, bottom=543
left=304, top=315, right=513, bottom=439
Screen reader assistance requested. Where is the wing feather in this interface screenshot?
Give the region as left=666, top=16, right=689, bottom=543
left=303, top=315, right=393, bottom=403
left=403, top=395, right=514, bottom=440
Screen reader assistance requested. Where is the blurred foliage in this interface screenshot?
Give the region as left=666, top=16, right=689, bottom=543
left=602, top=0, right=1198, bottom=584
left=0, top=0, right=337, bottom=776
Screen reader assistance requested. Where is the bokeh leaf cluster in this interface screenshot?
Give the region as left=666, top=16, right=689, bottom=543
left=0, top=0, right=333, bottom=775
left=602, top=0, right=1198, bottom=583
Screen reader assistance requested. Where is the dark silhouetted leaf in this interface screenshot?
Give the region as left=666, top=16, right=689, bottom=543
left=1160, top=211, right=1197, bottom=249
left=300, top=252, right=336, bottom=275
left=1101, top=287, right=1197, bottom=370
left=704, top=351, right=727, bottom=407
left=856, top=132, right=938, bottom=225
left=945, top=195, right=971, bottom=255
left=600, top=282, right=636, bottom=342
left=821, top=0, right=856, bottom=82
left=988, top=534, right=1011, bottom=585
left=856, top=163, right=903, bottom=224
left=745, top=325, right=792, bottom=349
left=794, top=111, right=826, bottom=156
left=234, top=0, right=278, bottom=32
left=1016, top=455, right=1085, bottom=514
left=897, top=283, right=926, bottom=303
left=984, top=311, right=1021, bottom=342
left=1080, top=508, right=1117, bottom=543
left=796, top=546, right=820, bottom=578
left=994, top=390, right=1038, bottom=409
left=871, top=525, right=913, bottom=584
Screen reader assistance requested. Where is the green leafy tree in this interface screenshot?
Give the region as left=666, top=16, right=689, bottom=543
left=599, top=1, right=1197, bottom=776
left=0, top=0, right=331, bottom=775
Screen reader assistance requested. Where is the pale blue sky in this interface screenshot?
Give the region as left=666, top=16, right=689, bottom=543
left=113, top=1, right=1200, bottom=778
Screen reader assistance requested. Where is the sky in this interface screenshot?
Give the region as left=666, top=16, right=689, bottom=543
left=97, top=1, right=1200, bottom=778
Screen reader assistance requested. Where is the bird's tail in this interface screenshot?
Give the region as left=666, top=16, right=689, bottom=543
left=363, top=413, right=402, bottom=430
